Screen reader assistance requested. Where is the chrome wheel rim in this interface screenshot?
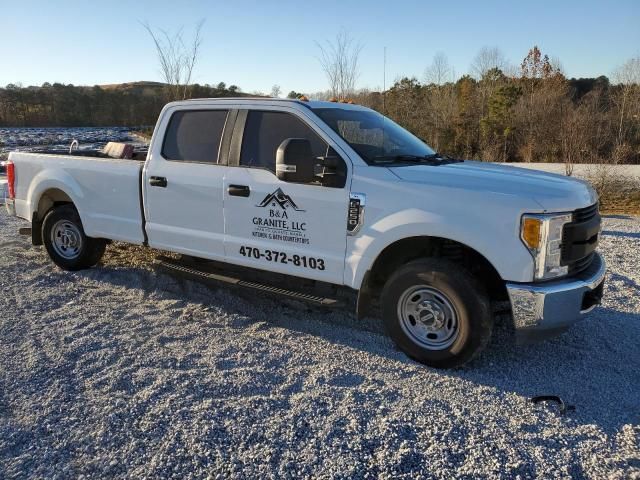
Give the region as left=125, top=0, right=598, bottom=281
left=51, top=220, right=83, bottom=259
left=397, top=285, right=459, bottom=350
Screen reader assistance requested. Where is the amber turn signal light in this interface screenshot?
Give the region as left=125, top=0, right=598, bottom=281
left=521, top=217, right=542, bottom=250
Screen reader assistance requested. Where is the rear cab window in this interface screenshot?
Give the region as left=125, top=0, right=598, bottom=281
left=162, top=110, right=229, bottom=163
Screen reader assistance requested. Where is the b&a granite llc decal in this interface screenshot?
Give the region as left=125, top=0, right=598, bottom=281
left=252, top=188, right=309, bottom=244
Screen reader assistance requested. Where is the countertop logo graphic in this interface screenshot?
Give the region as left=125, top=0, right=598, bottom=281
left=252, top=188, right=309, bottom=244
left=257, top=188, right=304, bottom=211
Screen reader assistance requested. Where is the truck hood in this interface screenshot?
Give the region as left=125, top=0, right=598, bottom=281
left=388, top=161, right=598, bottom=211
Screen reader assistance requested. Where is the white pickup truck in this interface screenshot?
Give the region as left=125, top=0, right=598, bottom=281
left=4, top=98, right=605, bottom=368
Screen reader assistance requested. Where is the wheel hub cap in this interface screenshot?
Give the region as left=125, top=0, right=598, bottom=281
left=418, top=300, right=446, bottom=329
left=51, top=220, right=83, bottom=259
left=397, top=286, right=459, bottom=350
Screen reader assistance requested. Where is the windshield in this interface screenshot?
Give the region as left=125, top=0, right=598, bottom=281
left=311, top=107, right=435, bottom=165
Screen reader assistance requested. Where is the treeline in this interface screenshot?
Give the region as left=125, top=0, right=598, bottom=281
left=0, top=81, right=241, bottom=127
left=352, top=48, right=640, bottom=164
left=2, top=47, right=639, bottom=164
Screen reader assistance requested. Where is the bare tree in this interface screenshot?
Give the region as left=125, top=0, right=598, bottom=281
left=270, top=84, right=282, bottom=98
left=560, top=105, right=583, bottom=175
left=550, top=56, right=566, bottom=77
left=423, top=53, right=456, bottom=150
left=471, top=47, right=507, bottom=79
left=316, top=30, right=363, bottom=100
left=612, top=56, right=640, bottom=154
left=515, top=46, right=566, bottom=162
left=471, top=47, right=509, bottom=121
left=142, top=19, right=205, bottom=101
left=425, top=52, right=454, bottom=85
left=308, top=90, right=333, bottom=101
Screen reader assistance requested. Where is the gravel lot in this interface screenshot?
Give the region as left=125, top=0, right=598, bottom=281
left=0, top=212, right=638, bottom=479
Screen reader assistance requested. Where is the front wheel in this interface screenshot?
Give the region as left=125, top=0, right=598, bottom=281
left=42, top=204, right=106, bottom=271
left=381, top=258, right=493, bottom=368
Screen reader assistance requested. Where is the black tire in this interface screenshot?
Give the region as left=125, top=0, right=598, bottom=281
left=381, top=258, right=492, bottom=368
left=42, top=204, right=106, bottom=271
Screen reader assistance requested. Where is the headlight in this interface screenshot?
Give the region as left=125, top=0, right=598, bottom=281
left=520, top=213, right=573, bottom=280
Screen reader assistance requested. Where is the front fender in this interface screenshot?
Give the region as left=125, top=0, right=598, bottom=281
left=344, top=208, right=534, bottom=289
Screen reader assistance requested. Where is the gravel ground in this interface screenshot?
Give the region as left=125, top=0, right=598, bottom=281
left=0, top=212, right=638, bottom=479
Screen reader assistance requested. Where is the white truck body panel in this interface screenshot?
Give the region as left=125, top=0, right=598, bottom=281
left=143, top=155, right=227, bottom=260
left=223, top=166, right=349, bottom=284
left=8, top=152, right=144, bottom=244
left=343, top=161, right=598, bottom=289
left=142, top=101, right=227, bottom=260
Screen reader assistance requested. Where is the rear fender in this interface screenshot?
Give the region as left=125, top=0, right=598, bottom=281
left=27, top=169, right=85, bottom=224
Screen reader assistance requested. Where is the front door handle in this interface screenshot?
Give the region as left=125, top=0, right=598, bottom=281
left=149, top=176, right=167, bottom=188
left=228, top=184, right=250, bottom=197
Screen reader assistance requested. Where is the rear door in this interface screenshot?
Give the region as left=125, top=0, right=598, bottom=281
left=143, top=107, right=235, bottom=260
left=223, top=108, right=351, bottom=284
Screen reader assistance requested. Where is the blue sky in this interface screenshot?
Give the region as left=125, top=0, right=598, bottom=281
left=2, top=0, right=639, bottom=94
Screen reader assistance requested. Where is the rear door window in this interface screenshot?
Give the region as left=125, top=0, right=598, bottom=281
left=162, top=110, right=228, bottom=163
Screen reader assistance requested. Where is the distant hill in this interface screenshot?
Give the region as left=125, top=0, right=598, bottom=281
left=96, top=81, right=254, bottom=98
left=99, top=81, right=166, bottom=90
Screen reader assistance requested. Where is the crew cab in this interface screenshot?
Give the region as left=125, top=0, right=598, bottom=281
left=4, top=98, right=606, bottom=368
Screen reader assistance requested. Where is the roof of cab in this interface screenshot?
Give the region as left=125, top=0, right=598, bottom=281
left=168, top=97, right=370, bottom=111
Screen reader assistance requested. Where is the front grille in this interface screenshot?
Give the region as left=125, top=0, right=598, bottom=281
left=561, top=235, right=571, bottom=258
left=567, top=252, right=595, bottom=275
left=573, top=202, right=599, bottom=223
left=561, top=203, right=600, bottom=276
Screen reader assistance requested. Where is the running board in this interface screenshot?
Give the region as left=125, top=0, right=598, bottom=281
left=154, top=257, right=341, bottom=307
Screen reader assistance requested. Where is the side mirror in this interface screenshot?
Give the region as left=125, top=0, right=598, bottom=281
left=276, top=138, right=315, bottom=183
left=315, top=147, right=347, bottom=188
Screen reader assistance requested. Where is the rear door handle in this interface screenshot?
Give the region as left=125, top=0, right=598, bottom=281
left=149, top=176, right=167, bottom=188
left=228, top=184, right=250, bottom=197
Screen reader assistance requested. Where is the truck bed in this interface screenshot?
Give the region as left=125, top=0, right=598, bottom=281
left=31, top=148, right=148, bottom=161
left=8, top=151, right=146, bottom=244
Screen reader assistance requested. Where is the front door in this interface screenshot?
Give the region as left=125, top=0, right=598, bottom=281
left=223, top=109, right=350, bottom=284
left=144, top=108, right=230, bottom=260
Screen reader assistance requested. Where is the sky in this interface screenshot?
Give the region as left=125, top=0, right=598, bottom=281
left=1, top=0, right=639, bottom=94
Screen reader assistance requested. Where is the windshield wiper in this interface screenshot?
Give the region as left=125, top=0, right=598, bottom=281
left=423, top=152, right=458, bottom=161
left=372, top=153, right=461, bottom=165
left=372, top=154, right=427, bottom=164
left=391, top=154, right=427, bottom=163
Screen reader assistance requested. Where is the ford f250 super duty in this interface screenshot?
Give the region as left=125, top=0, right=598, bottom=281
left=4, top=98, right=606, bottom=368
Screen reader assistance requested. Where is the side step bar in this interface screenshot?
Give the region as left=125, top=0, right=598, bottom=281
left=154, top=256, right=341, bottom=307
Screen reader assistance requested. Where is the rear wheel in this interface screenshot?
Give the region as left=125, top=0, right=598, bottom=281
left=381, top=258, right=492, bottom=368
left=42, top=205, right=106, bottom=271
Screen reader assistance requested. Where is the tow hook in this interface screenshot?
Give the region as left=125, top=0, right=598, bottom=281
left=530, top=395, right=576, bottom=415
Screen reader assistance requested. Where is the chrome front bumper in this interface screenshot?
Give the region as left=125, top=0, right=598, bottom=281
left=506, top=252, right=606, bottom=341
